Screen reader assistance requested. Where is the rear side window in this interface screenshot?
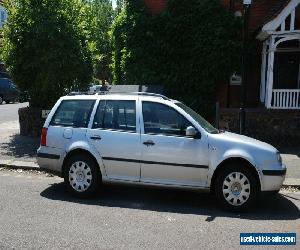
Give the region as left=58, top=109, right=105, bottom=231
left=50, top=100, right=95, bottom=128
left=92, top=100, right=136, bottom=132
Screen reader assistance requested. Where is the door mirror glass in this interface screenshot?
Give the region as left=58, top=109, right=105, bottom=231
left=186, top=126, right=198, bottom=138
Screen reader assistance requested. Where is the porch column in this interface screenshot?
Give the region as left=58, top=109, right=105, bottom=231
left=260, top=42, right=267, bottom=102
left=265, top=36, right=275, bottom=108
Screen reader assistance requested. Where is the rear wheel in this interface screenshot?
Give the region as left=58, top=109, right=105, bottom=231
left=64, top=154, right=101, bottom=198
left=4, top=100, right=10, bottom=104
left=215, top=164, right=259, bottom=211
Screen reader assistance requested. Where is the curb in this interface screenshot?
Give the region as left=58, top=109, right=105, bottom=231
left=0, top=159, right=39, bottom=171
left=0, top=162, right=299, bottom=189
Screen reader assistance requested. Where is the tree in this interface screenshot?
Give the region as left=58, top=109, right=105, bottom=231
left=86, top=0, right=114, bottom=82
left=111, top=0, right=242, bottom=117
left=0, top=0, right=93, bottom=108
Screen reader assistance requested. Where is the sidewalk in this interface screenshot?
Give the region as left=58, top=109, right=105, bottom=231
left=0, top=120, right=299, bottom=186
left=0, top=120, right=39, bottom=169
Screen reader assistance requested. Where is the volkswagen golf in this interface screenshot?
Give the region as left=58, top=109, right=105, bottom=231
left=37, top=92, right=286, bottom=211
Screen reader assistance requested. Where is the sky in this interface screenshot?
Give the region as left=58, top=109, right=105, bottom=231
left=112, top=0, right=117, bottom=9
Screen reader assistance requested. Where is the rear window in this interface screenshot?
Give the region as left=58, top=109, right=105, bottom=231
left=50, top=100, right=95, bottom=128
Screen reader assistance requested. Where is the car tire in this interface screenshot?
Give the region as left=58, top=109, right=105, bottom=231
left=214, top=164, right=259, bottom=212
left=0, top=96, right=3, bottom=104
left=64, top=154, right=102, bottom=198
left=5, top=100, right=10, bottom=104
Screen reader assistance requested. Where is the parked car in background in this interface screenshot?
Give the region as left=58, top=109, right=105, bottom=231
left=19, top=90, right=30, bottom=103
left=0, top=78, right=20, bottom=104
left=37, top=92, right=286, bottom=211
left=0, top=71, right=10, bottom=79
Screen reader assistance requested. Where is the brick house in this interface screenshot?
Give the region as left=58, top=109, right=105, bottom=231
left=219, top=0, right=300, bottom=146
left=144, top=0, right=300, bottom=144
left=145, top=0, right=300, bottom=110
left=219, top=0, right=300, bottom=110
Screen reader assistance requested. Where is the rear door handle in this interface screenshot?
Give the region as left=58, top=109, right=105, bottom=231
left=143, top=140, right=155, bottom=146
left=90, top=135, right=102, bottom=140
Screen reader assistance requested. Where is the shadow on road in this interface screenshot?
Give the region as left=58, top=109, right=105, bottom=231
left=0, top=134, right=39, bottom=159
left=40, top=182, right=300, bottom=221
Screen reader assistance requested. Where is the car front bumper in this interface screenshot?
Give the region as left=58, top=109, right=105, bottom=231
left=260, top=165, right=286, bottom=191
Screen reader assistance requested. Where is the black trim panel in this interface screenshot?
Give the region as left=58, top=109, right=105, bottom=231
left=37, top=153, right=60, bottom=160
left=262, top=169, right=286, bottom=176
left=102, top=157, right=208, bottom=169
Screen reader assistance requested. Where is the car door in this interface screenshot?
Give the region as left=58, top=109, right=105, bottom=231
left=140, top=101, right=209, bottom=187
left=87, top=98, right=141, bottom=181
left=6, top=80, right=15, bottom=100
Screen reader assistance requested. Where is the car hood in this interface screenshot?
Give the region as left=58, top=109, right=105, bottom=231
left=210, top=131, right=278, bottom=153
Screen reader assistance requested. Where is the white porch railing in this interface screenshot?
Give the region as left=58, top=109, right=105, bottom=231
left=271, top=89, right=300, bottom=109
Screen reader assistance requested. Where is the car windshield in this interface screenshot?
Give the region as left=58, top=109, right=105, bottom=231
left=175, top=102, right=219, bottom=134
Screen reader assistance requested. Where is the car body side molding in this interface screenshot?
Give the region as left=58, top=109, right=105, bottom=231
left=102, top=157, right=209, bottom=169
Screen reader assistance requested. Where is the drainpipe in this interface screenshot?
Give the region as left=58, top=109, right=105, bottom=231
left=240, top=1, right=252, bottom=135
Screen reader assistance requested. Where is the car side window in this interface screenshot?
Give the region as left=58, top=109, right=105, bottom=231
left=93, top=100, right=136, bottom=132
left=50, top=100, right=95, bottom=128
left=142, top=102, right=193, bottom=136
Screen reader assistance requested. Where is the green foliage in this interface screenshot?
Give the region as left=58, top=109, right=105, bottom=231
left=85, top=0, right=114, bottom=82
left=1, top=0, right=93, bottom=108
left=111, top=0, right=242, bottom=117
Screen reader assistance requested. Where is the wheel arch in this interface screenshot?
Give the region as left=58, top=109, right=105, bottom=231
left=62, top=148, right=102, bottom=178
left=210, top=157, right=261, bottom=194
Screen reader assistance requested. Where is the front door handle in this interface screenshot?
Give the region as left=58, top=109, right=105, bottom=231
left=90, top=135, right=102, bottom=140
left=143, top=140, right=155, bottom=146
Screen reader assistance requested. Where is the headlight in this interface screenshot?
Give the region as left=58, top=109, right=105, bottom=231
left=277, top=152, right=282, bottom=164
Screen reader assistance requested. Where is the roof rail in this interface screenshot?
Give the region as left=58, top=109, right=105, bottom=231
left=95, top=91, right=170, bottom=100
left=67, top=91, right=170, bottom=100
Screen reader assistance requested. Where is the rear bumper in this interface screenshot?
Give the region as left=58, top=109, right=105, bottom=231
left=260, top=165, right=286, bottom=191
left=37, top=147, right=63, bottom=174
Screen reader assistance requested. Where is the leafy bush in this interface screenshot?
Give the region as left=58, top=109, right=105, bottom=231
left=1, top=0, right=93, bottom=108
left=111, top=0, right=242, bottom=117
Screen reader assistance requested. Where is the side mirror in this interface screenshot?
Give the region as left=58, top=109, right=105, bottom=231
left=186, top=126, right=200, bottom=139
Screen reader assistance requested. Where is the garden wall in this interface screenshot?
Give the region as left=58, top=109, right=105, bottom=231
left=219, top=108, right=300, bottom=147
left=19, top=107, right=45, bottom=137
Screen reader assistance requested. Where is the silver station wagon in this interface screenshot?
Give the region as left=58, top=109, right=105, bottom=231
left=37, top=92, right=286, bottom=211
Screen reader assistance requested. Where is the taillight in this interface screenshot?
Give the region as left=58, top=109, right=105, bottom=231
left=40, top=127, right=48, bottom=146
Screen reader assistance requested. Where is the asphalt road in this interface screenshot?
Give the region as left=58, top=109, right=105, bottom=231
left=0, top=169, right=299, bottom=250
left=0, top=102, right=28, bottom=124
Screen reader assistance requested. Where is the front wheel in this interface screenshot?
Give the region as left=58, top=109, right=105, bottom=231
left=64, top=154, right=101, bottom=198
left=215, top=165, right=259, bottom=211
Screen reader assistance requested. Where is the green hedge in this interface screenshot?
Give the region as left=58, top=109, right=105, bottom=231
left=111, top=0, right=242, bottom=117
